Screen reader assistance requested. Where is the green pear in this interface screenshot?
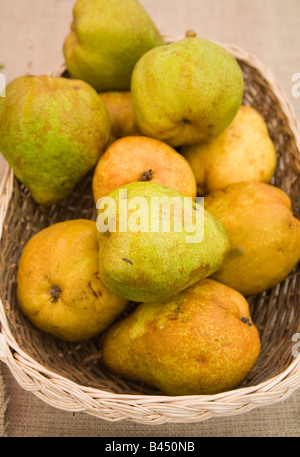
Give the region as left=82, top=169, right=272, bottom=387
left=131, top=37, right=244, bottom=147
left=63, top=0, right=164, bottom=92
left=102, top=278, right=261, bottom=396
left=0, top=75, right=111, bottom=207
left=96, top=182, right=230, bottom=302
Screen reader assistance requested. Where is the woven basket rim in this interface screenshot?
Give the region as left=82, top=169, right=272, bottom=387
left=0, top=34, right=300, bottom=423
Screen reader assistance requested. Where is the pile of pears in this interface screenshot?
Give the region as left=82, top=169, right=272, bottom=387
left=1, top=0, right=300, bottom=397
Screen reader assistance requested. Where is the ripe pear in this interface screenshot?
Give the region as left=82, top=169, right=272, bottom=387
left=63, top=0, right=164, bottom=92
left=102, top=278, right=261, bottom=396
left=182, top=105, right=277, bottom=195
left=204, top=182, right=300, bottom=296
left=92, top=135, right=197, bottom=203
left=131, top=37, right=244, bottom=147
left=0, top=75, right=110, bottom=207
left=99, top=91, right=141, bottom=145
left=96, top=182, right=230, bottom=302
left=17, top=220, right=129, bottom=342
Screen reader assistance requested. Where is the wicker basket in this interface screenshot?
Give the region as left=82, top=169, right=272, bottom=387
left=0, top=34, right=300, bottom=425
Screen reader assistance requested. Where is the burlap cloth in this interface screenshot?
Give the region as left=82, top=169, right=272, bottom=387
left=0, top=0, right=299, bottom=437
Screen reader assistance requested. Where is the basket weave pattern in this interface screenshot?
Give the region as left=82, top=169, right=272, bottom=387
left=0, top=35, right=300, bottom=424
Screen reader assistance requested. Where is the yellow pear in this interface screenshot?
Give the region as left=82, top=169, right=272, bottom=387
left=204, top=182, right=300, bottom=295
left=131, top=37, right=244, bottom=147
left=102, top=278, right=261, bottom=396
left=182, top=105, right=277, bottom=195
left=17, top=219, right=128, bottom=342
left=99, top=91, right=141, bottom=145
left=0, top=75, right=110, bottom=207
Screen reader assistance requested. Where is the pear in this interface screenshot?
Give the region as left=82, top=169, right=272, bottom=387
left=0, top=75, right=110, bottom=207
left=99, top=91, right=141, bottom=145
left=96, top=182, right=230, bottom=302
left=92, top=135, right=197, bottom=204
left=17, top=220, right=129, bottom=342
left=102, top=278, right=261, bottom=396
left=204, top=182, right=300, bottom=296
left=131, top=37, right=244, bottom=147
left=63, top=0, right=164, bottom=92
left=182, top=105, right=277, bottom=195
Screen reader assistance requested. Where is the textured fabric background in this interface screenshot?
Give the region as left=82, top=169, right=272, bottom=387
left=0, top=0, right=300, bottom=437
